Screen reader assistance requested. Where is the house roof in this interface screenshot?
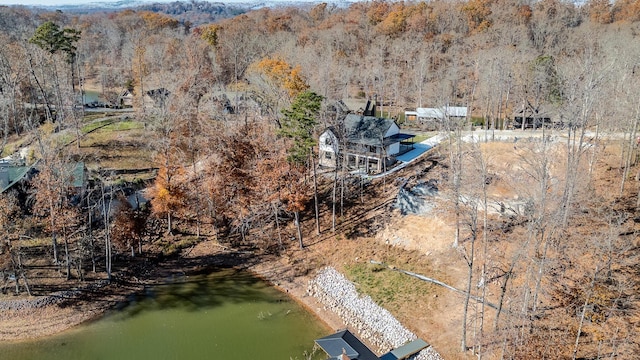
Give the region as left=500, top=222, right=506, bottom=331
left=315, top=329, right=379, bottom=360
left=69, top=162, right=86, bottom=188
left=341, top=99, right=369, bottom=113
left=344, top=114, right=397, bottom=147
left=409, top=106, right=468, bottom=119
left=379, top=339, right=429, bottom=360
left=0, top=161, right=85, bottom=194
left=415, top=108, right=444, bottom=119
left=0, top=164, right=32, bottom=193
left=443, top=106, right=467, bottom=117
left=323, top=114, right=414, bottom=149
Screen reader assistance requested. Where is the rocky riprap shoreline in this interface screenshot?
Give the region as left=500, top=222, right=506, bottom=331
left=308, top=267, right=443, bottom=360
left=0, top=280, right=110, bottom=311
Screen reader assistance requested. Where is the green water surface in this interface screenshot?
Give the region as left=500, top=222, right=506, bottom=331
left=0, top=269, right=327, bottom=360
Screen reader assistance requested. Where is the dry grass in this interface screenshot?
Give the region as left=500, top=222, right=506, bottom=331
left=79, top=126, right=153, bottom=170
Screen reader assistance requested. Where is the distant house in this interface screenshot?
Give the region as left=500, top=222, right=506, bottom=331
left=0, top=162, right=33, bottom=193
left=145, top=88, right=171, bottom=109
left=34, top=161, right=86, bottom=194
left=337, top=98, right=377, bottom=116
left=319, top=114, right=414, bottom=174
left=118, top=90, right=134, bottom=107
left=511, top=103, right=555, bottom=130
left=404, top=106, right=468, bottom=127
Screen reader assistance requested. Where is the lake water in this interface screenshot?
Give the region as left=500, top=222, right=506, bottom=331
left=0, top=269, right=328, bottom=360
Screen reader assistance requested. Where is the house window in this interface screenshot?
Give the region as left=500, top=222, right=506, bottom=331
left=325, top=137, right=333, bottom=146
left=324, top=152, right=333, bottom=159
left=369, top=145, right=376, bottom=153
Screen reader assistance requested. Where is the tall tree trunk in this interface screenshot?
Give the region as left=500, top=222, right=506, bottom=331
left=17, top=251, right=31, bottom=296
left=311, top=151, right=320, bottom=235
left=462, top=205, right=478, bottom=352
left=101, top=182, right=112, bottom=281
left=461, top=234, right=475, bottom=352
left=28, top=56, right=54, bottom=122
left=63, top=234, right=70, bottom=281
left=273, top=202, right=283, bottom=250
left=620, top=110, right=639, bottom=195
left=49, top=197, right=58, bottom=263
left=572, top=267, right=598, bottom=360
left=294, top=211, right=303, bottom=249
left=332, top=158, right=338, bottom=232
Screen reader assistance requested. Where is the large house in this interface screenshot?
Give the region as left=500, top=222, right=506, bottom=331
left=319, top=114, right=414, bottom=174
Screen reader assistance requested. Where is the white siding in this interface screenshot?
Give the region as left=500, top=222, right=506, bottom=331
left=387, top=142, right=400, bottom=155
left=319, top=130, right=339, bottom=153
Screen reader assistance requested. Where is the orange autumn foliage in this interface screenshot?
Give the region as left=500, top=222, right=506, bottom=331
left=254, top=56, right=309, bottom=98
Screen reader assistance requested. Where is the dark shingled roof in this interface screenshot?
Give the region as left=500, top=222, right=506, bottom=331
left=315, top=329, right=379, bottom=360
left=342, top=114, right=399, bottom=147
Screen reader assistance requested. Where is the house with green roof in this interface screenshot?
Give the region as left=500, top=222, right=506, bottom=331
left=0, top=162, right=33, bottom=193
left=0, top=161, right=86, bottom=194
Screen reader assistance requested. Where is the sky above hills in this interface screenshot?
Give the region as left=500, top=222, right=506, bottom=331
left=3, top=0, right=334, bottom=7
left=4, top=0, right=184, bottom=6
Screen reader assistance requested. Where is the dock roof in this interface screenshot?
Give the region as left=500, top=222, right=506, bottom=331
left=379, top=339, right=429, bottom=360
left=315, top=329, right=379, bottom=360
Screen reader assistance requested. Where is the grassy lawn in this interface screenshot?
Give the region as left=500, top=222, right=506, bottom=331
left=344, top=261, right=434, bottom=311
left=81, top=119, right=143, bottom=134
left=79, top=123, right=153, bottom=171
left=411, top=134, right=432, bottom=143
left=82, top=119, right=114, bottom=133
left=82, top=112, right=112, bottom=122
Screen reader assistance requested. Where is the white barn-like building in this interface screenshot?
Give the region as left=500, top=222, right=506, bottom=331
left=405, top=106, right=468, bottom=123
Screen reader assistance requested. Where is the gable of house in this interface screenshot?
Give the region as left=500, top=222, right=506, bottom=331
left=319, top=128, right=340, bottom=153
left=119, top=90, right=133, bottom=106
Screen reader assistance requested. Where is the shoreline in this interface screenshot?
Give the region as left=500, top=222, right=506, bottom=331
left=0, top=247, right=342, bottom=344
left=247, top=255, right=347, bottom=334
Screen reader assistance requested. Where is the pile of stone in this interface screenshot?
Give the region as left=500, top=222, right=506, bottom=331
left=308, top=267, right=443, bottom=360
left=395, top=179, right=438, bottom=216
